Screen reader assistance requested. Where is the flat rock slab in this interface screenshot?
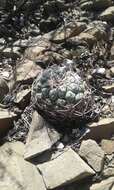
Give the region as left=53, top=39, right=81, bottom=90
left=38, top=148, right=95, bottom=189
left=0, top=142, right=46, bottom=190
left=24, top=111, right=60, bottom=160
left=90, top=177, right=114, bottom=190
left=100, top=6, right=114, bottom=21
left=1, top=141, right=25, bottom=156
left=9, top=59, right=42, bottom=89
left=85, top=118, right=114, bottom=140
left=79, top=139, right=105, bottom=172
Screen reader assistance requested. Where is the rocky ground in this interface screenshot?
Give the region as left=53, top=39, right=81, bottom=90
left=1, top=0, right=114, bottom=189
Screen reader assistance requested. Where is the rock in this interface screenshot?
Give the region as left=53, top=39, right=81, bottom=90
left=24, top=111, right=52, bottom=160
left=80, top=0, right=112, bottom=10
left=101, top=139, right=114, bottom=154
left=92, top=68, right=106, bottom=77
left=100, top=6, right=114, bottom=22
left=56, top=142, right=64, bottom=150
left=111, top=96, right=114, bottom=104
left=102, top=105, right=111, bottom=116
left=38, top=148, right=95, bottom=189
left=0, top=109, right=16, bottom=137
left=0, top=141, right=25, bottom=156
left=110, top=67, right=114, bottom=77
left=79, top=139, right=105, bottom=172
left=10, top=59, right=42, bottom=86
left=13, top=39, right=29, bottom=47
left=102, top=84, right=114, bottom=93
left=78, top=32, right=96, bottom=46
left=85, top=118, right=114, bottom=140
left=0, top=142, right=46, bottom=190
left=83, top=21, right=108, bottom=40
left=14, top=88, right=31, bottom=109
left=110, top=43, right=114, bottom=60
left=24, top=111, right=60, bottom=160
left=90, top=177, right=114, bottom=190
left=1, top=71, right=10, bottom=80
left=25, top=37, right=52, bottom=61
left=94, top=0, right=112, bottom=8
left=103, top=158, right=114, bottom=177
left=35, top=51, right=64, bottom=68
left=1, top=47, right=21, bottom=59
left=80, top=1, right=93, bottom=10
left=0, top=78, right=9, bottom=102
left=51, top=22, right=87, bottom=43
left=103, top=167, right=114, bottom=177
left=47, top=123, right=61, bottom=145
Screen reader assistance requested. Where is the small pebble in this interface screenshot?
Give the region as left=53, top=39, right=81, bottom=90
left=92, top=68, right=106, bottom=76
left=57, top=142, right=64, bottom=150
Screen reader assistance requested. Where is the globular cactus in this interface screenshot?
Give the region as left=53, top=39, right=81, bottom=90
left=32, top=64, right=95, bottom=126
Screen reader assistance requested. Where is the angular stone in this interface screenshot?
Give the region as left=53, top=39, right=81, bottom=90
left=25, top=37, right=52, bottom=61
left=0, top=142, right=46, bottom=190
left=0, top=78, right=9, bottom=102
left=80, top=1, right=93, bottom=10
left=24, top=112, right=52, bottom=159
left=100, top=6, right=114, bottom=22
left=90, top=177, right=114, bottom=190
left=35, top=51, right=64, bottom=68
left=93, top=68, right=106, bottom=76
left=85, top=118, right=114, bottom=140
left=101, top=139, right=114, bottom=154
left=14, top=89, right=31, bottom=109
left=14, top=59, right=41, bottom=82
left=83, top=21, right=108, bottom=40
left=94, top=0, right=112, bottom=8
left=1, top=141, right=25, bottom=156
left=78, top=32, right=96, bottom=46
left=110, top=43, right=114, bottom=60
left=51, top=22, right=87, bottom=43
left=80, top=0, right=112, bottom=10
left=1, top=47, right=21, bottom=59
left=102, top=84, right=114, bottom=93
left=79, top=139, right=105, bottom=172
left=103, top=159, right=114, bottom=177
left=110, top=67, right=114, bottom=77
left=103, top=167, right=114, bottom=177
left=38, top=148, right=95, bottom=189
left=24, top=111, right=60, bottom=160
